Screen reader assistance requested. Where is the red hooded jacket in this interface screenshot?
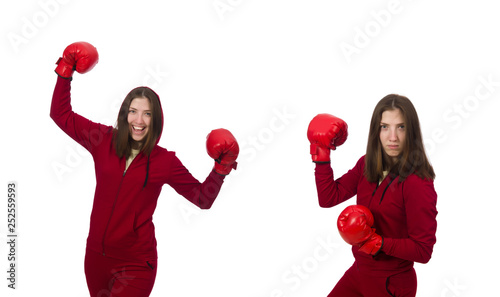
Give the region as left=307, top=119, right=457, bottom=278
left=315, top=156, right=438, bottom=277
left=51, top=76, right=225, bottom=261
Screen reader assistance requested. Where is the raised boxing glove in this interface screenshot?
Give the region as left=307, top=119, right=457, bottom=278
left=307, top=113, right=348, bottom=163
left=337, top=205, right=383, bottom=256
left=55, top=42, right=99, bottom=79
left=206, top=128, right=239, bottom=175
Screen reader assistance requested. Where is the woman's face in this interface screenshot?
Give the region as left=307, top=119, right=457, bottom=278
left=379, top=109, right=406, bottom=161
left=127, top=97, right=152, bottom=142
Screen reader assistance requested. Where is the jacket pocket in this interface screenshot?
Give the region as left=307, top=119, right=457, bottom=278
left=146, top=260, right=156, bottom=271
left=385, top=269, right=417, bottom=297
left=107, top=212, right=139, bottom=248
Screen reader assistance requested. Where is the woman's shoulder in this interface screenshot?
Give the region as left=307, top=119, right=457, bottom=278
left=403, top=173, right=436, bottom=196
left=87, top=123, right=114, bottom=145
left=355, top=155, right=366, bottom=168
left=151, top=145, right=176, bottom=158
left=405, top=172, right=434, bottom=184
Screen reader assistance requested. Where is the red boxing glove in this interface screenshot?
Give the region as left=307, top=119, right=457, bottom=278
left=55, top=41, right=99, bottom=79
left=358, top=233, right=383, bottom=255
left=206, top=128, right=239, bottom=175
left=307, top=113, right=348, bottom=163
left=337, top=205, right=374, bottom=245
left=337, top=205, right=383, bottom=255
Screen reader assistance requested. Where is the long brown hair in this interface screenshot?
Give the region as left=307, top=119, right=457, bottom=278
left=113, top=87, right=162, bottom=159
left=365, top=94, right=435, bottom=183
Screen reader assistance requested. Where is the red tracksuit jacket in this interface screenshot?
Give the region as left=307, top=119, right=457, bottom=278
left=51, top=76, right=225, bottom=262
left=315, top=156, right=438, bottom=277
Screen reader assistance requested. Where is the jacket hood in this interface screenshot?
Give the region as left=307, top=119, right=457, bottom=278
left=148, top=86, right=163, bottom=146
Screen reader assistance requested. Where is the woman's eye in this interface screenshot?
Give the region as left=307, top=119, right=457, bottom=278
left=129, top=110, right=135, bottom=114
left=146, top=113, right=152, bottom=117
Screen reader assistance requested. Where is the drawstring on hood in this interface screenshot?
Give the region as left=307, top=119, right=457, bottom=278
left=143, top=155, right=150, bottom=189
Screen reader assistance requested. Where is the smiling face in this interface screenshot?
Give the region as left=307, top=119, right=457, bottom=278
left=127, top=97, right=152, bottom=142
left=379, top=108, right=406, bottom=161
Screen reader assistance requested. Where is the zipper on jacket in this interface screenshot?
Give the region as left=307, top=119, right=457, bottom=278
left=101, top=170, right=126, bottom=256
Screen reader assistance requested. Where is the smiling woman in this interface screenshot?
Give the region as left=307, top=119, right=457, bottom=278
left=114, top=87, right=163, bottom=159
left=50, top=41, right=240, bottom=297
left=128, top=98, right=151, bottom=141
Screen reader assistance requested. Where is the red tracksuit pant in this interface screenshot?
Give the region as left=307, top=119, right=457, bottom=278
left=328, top=262, right=417, bottom=297
left=84, top=249, right=157, bottom=297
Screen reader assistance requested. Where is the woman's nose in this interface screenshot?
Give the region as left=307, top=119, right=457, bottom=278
left=389, top=128, right=398, bottom=141
left=135, top=115, right=145, bottom=124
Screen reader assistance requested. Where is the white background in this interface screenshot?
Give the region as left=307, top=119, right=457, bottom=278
left=1, top=0, right=499, bottom=296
